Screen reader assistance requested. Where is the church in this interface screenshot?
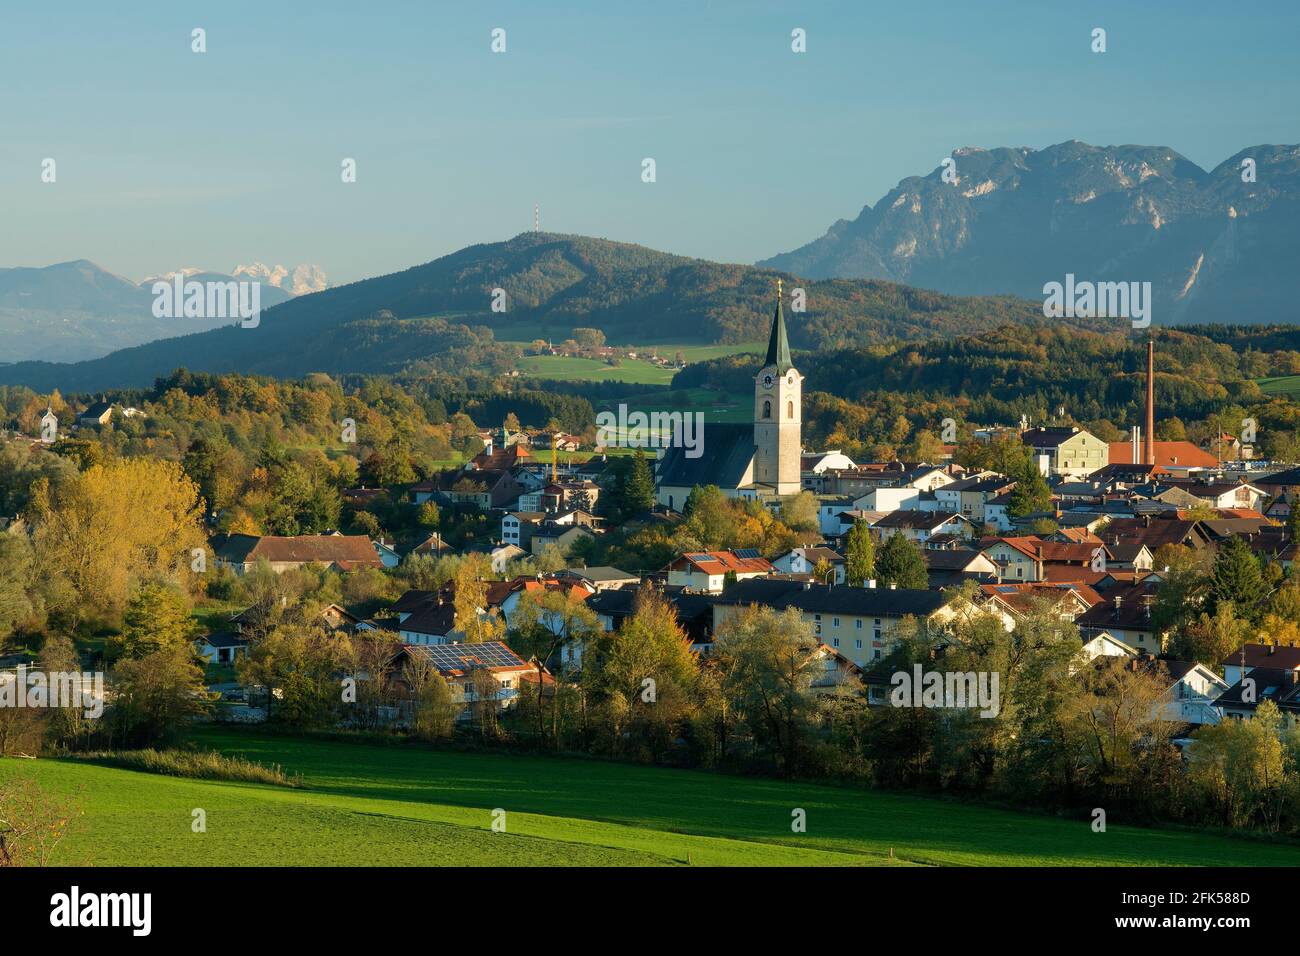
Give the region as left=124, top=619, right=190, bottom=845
left=655, top=281, right=803, bottom=511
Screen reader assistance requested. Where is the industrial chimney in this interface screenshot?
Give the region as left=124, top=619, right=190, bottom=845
left=1143, top=337, right=1155, bottom=466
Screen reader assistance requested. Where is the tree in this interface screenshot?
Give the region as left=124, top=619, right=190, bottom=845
left=417, top=500, right=441, bottom=529
left=585, top=586, right=696, bottom=757
left=572, top=328, right=605, bottom=350
left=0, top=531, right=37, bottom=644
left=237, top=623, right=351, bottom=728
left=622, top=451, right=656, bottom=515
left=1061, top=656, right=1177, bottom=797
left=116, top=581, right=194, bottom=659
left=452, top=554, right=506, bottom=644
left=34, top=459, right=207, bottom=622
left=509, top=588, right=599, bottom=744
left=875, top=534, right=928, bottom=590
left=1008, top=467, right=1051, bottom=518
left=1287, top=499, right=1300, bottom=547
left=0, top=777, right=80, bottom=867
left=110, top=646, right=211, bottom=746
left=844, top=519, right=876, bottom=586
left=404, top=654, right=457, bottom=740
left=1189, top=700, right=1286, bottom=829
left=1207, top=536, right=1268, bottom=623
left=714, top=605, right=821, bottom=775
left=1170, top=602, right=1251, bottom=666
left=779, top=491, right=820, bottom=532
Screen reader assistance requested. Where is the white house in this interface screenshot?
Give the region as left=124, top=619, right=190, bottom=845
left=771, top=546, right=846, bottom=584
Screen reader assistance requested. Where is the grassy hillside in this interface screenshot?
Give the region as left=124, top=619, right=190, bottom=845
left=0, top=233, right=1092, bottom=392
left=6, top=728, right=1300, bottom=867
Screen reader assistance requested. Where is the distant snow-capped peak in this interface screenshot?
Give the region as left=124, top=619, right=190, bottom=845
left=233, top=262, right=327, bottom=295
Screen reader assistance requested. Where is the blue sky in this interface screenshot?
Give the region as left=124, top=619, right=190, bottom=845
left=2, top=0, right=1296, bottom=284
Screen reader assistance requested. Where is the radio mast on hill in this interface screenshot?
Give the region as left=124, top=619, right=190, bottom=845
left=534, top=203, right=540, bottom=233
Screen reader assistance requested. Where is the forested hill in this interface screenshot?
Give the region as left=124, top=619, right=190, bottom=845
left=0, top=232, right=1103, bottom=392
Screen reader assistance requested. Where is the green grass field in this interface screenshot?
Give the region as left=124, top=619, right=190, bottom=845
left=1258, top=375, right=1300, bottom=399
left=6, top=728, right=1300, bottom=866
left=510, top=342, right=762, bottom=386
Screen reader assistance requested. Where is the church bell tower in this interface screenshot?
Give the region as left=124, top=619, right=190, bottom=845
left=753, top=279, right=802, bottom=496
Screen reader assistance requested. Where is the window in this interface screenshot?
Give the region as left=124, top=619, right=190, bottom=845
left=856, top=619, right=863, bottom=629
left=762, top=399, right=771, bottom=419
left=787, top=400, right=794, bottom=419
left=855, top=639, right=863, bottom=649
left=832, top=617, right=840, bottom=628
left=832, top=638, right=840, bottom=648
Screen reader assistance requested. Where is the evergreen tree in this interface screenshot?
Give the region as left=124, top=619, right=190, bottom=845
left=1207, top=536, right=1267, bottom=623
left=1009, top=463, right=1052, bottom=518
left=845, top=519, right=876, bottom=586
left=875, top=534, right=928, bottom=590
left=624, top=450, right=656, bottom=514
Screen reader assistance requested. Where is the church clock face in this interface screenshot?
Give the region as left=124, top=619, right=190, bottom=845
left=762, top=374, right=774, bottom=389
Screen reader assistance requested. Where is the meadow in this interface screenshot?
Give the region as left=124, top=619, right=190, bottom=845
left=5, top=728, right=1300, bottom=867
left=511, top=342, right=761, bottom=387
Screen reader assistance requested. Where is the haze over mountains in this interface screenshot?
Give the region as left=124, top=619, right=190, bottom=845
left=0, top=261, right=325, bottom=363
left=760, top=141, right=1300, bottom=326
left=8, top=141, right=1298, bottom=391
left=0, top=232, right=1086, bottom=392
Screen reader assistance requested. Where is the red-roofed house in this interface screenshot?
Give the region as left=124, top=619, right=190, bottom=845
left=666, top=551, right=775, bottom=593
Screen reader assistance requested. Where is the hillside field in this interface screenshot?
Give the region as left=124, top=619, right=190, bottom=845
left=1258, top=375, right=1300, bottom=400
left=511, top=342, right=761, bottom=386
left=5, top=728, right=1300, bottom=867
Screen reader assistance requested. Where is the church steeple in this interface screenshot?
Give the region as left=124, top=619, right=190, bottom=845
left=753, top=278, right=801, bottom=496
left=765, top=278, right=793, bottom=374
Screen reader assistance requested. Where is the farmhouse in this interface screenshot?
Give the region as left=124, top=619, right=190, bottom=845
left=214, top=533, right=383, bottom=574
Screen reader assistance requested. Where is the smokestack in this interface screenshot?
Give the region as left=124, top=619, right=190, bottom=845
left=1144, top=337, right=1155, bottom=466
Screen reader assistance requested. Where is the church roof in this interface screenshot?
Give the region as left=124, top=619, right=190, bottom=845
left=657, top=422, right=755, bottom=490
left=764, top=287, right=793, bottom=373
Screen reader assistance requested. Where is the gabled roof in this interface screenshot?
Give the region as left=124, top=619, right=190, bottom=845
left=399, top=602, right=458, bottom=637
left=564, top=565, right=639, bottom=583
left=400, top=641, right=532, bottom=677
left=671, top=551, right=774, bottom=576
left=1219, top=643, right=1300, bottom=672
left=1022, top=427, right=1090, bottom=448
left=656, top=422, right=755, bottom=491
left=215, top=533, right=382, bottom=569
left=872, top=510, right=971, bottom=531
left=713, top=577, right=948, bottom=618
left=1107, top=441, right=1218, bottom=469
left=199, top=630, right=247, bottom=649
left=1216, top=667, right=1300, bottom=709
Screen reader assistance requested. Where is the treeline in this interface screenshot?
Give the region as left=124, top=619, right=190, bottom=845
left=675, top=324, right=1300, bottom=460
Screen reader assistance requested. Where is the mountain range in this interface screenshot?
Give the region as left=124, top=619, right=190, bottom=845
left=0, top=233, right=1084, bottom=392
left=760, top=141, right=1300, bottom=325
left=0, top=261, right=324, bottom=363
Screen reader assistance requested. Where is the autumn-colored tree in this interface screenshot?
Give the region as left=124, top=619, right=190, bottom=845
left=34, top=459, right=207, bottom=623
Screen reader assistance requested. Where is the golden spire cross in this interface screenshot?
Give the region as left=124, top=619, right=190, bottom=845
left=777, top=277, right=783, bottom=298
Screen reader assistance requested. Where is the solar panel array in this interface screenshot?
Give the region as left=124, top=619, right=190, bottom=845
left=410, top=641, right=525, bottom=671
left=733, top=548, right=762, bottom=560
